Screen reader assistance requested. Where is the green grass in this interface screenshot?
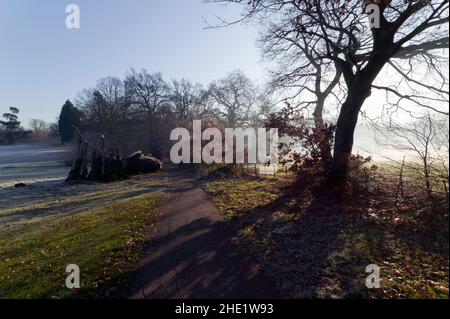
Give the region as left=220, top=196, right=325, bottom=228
left=204, top=179, right=280, bottom=219
left=204, top=177, right=449, bottom=299
left=0, top=194, right=163, bottom=299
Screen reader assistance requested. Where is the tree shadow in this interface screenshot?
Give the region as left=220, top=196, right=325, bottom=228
left=77, top=170, right=447, bottom=299
left=127, top=217, right=280, bottom=299
left=207, top=181, right=398, bottom=298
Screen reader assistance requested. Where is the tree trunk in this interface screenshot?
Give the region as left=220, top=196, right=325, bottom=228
left=313, top=95, right=333, bottom=173
left=88, top=134, right=105, bottom=181
left=66, top=137, right=88, bottom=182
left=423, top=158, right=432, bottom=199
left=332, top=45, right=392, bottom=180
left=313, top=95, right=325, bottom=128
left=79, top=141, right=89, bottom=179
left=332, top=79, right=372, bottom=180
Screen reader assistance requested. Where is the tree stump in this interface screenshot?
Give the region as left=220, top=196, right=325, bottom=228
left=88, top=134, right=105, bottom=182
left=66, top=134, right=88, bottom=182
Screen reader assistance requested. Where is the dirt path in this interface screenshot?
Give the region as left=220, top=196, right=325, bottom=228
left=129, top=168, right=279, bottom=299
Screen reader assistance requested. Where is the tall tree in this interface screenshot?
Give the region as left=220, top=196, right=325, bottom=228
left=0, top=107, right=22, bottom=144
left=77, top=77, right=131, bottom=136
left=210, top=0, right=449, bottom=179
left=58, top=100, right=81, bottom=143
left=124, top=69, right=172, bottom=154
left=125, top=69, right=170, bottom=119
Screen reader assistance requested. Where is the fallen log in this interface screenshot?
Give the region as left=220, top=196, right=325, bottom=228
left=124, top=151, right=162, bottom=175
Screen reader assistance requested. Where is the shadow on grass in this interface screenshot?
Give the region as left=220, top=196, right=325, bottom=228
left=73, top=171, right=448, bottom=299
left=204, top=177, right=448, bottom=298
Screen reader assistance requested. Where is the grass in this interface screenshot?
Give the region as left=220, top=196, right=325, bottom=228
left=204, top=177, right=449, bottom=299
left=204, top=179, right=281, bottom=219
left=0, top=193, right=163, bottom=299
left=0, top=180, right=165, bottom=218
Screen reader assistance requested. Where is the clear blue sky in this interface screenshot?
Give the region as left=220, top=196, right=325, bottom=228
left=0, top=0, right=266, bottom=126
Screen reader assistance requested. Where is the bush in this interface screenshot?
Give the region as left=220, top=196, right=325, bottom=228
left=347, top=155, right=378, bottom=192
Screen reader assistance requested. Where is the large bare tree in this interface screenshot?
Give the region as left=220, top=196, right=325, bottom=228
left=208, top=0, right=449, bottom=179
left=76, top=76, right=130, bottom=135
left=125, top=69, right=170, bottom=120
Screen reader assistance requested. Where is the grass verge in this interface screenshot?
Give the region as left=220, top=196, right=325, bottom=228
left=0, top=194, right=163, bottom=298
left=204, top=178, right=449, bottom=299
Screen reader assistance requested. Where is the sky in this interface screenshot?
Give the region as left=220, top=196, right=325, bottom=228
left=1, top=0, right=446, bottom=130
left=0, top=0, right=266, bottom=126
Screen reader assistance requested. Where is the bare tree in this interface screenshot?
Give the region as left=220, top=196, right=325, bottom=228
left=258, top=15, right=344, bottom=127
left=28, top=119, right=49, bottom=135
left=123, top=69, right=175, bottom=155
left=432, top=115, right=449, bottom=201
left=376, top=113, right=447, bottom=198
left=169, top=79, right=204, bottom=125
left=208, top=0, right=449, bottom=179
left=208, top=70, right=260, bottom=127
left=125, top=69, right=170, bottom=120
left=76, top=76, right=130, bottom=135
left=248, top=92, right=275, bottom=127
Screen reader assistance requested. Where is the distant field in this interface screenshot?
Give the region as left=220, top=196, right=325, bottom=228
left=0, top=143, right=72, bottom=188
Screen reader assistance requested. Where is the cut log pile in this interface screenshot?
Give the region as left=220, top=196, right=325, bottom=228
left=66, top=130, right=162, bottom=183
